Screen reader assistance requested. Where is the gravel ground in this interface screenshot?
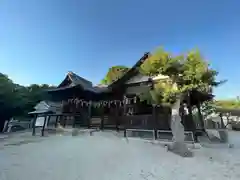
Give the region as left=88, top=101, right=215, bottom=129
left=1, top=131, right=240, bottom=180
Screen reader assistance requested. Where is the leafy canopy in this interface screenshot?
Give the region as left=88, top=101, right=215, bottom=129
left=140, top=47, right=223, bottom=105
left=0, top=73, right=55, bottom=124
left=101, top=65, right=130, bottom=85
left=214, top=98, right=240, bottom=109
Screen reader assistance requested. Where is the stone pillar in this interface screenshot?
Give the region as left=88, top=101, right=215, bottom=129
left=168, top=98, right=193, bottom=157
left=2, top=120, right=9, bottom=133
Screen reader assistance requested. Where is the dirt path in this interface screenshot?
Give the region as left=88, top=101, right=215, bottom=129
left=1, top=131, right=240, bottom=180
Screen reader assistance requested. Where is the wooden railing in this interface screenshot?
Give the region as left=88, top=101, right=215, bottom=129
left=88, top=114, right=172, bottom=130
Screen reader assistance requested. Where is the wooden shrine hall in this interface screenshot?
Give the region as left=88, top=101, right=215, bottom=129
left=31, top=52, right=212, bottom=138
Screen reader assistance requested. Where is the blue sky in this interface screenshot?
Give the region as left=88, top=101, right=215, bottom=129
left=0, top=0, right=239, bottom=99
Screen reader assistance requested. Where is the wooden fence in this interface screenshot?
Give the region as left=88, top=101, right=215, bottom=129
left=88, top=113, right=171, bottom=131
left=34, top=109, right=199, bottom=140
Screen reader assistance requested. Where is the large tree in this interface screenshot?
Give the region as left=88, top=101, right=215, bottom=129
left=140, top=48, right=220, bottom=104
left=139, top=47, right=223, bottom=130
left=0, top=73, right=21, bottom=131
left=0, top=73, right=54, bottom=131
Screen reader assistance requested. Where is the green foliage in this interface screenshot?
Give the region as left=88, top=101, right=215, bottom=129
left=140, top=47, right=223, bottom=105
left=140, top=47, right=184, bottom=78
left=101, top=65, right=130, bottom=85
left=0, top=73, right=55, bottom=130
left=214, top=98, right=240, bottom=109
left=200, top=100, right=217, bottom=119
left=199, top=98, right=240, bottom=122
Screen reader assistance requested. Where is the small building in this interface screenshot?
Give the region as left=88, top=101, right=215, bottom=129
left=29, top=100, right=62, bottom=128
left=205, top=108, right=240, bottom=130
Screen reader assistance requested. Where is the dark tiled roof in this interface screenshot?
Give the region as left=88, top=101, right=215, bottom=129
left=58, top=71, right=92, bottom=88
left=68, top=72, right=92, bottom=87
left=48, top=52, right=149, bottom=93
left=48, top=72, right=109, bottom=93
left=28, top=109, right=53, bottom=114
left=45, top=101, right=62, bottom=108
left=29, top=101, right=63, bottom=114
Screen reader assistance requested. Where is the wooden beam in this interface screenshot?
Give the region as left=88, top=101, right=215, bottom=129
left=41, top=115, right=47, bottom=136
left=100, top=107, right=104, bottom=130
left=47, top=115, right=51, bottom=127
left=88, top=102, right=92, bottom=128
left=32, top=115, right=37, bottom=136
left=152, top=105, right=157, bottom=140
left=55, top=115, right=59, bottom=128
left=63, top=115, right=67, bottom=127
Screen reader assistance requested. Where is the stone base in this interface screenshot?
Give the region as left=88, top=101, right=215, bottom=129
left=206, top=129, right=229, bottom=143
left=168, top=142, right=193, bottom=157
left=72, top=129, right=97, bottom=136
left=56, top=127, right=65, bottom=133
left=218, top=130, right=228, bottom=143
left=72, top=128, right=79, bottom=136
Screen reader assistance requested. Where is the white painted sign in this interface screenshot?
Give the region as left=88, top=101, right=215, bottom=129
left=35, top=117, right=45, bottom=127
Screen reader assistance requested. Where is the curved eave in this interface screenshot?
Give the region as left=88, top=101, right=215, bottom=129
left=46, top=84, right=110, bottom=94
left=28, top=110, right=54, bottom=115
left=47, top=85, right=80, bottom=92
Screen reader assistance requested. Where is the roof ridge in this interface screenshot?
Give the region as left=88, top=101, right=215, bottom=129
left=67, top=71, right=92, bottom=85
left=108, top=52, right=150, bottom=87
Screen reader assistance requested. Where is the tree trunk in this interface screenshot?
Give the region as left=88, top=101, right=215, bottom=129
left=196, top=103, right=205, bottom=131
left=186, top=95, right=195, bottom=130
left=169, top=98, right=193, bottom=157
left=219, top=113, right=225, bottom=129
left=186, top=92, right=197, bottom=141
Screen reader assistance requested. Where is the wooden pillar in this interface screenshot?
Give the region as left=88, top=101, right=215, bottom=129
left=100, top=106, right=104, bottom=130
left=47, top=115, right=51, bottom=126
left=32, top=114, right=37, bottom=136
left=101, top=116, right=104, bottom=130
left=72, top=103, right=77, bottom=128
left=123, top=115, right=127, bottom=138
left=123, top=96, right=127, bottom=115
left=41, top=115, right=47, bottom=136
left=88, top=101, right=92, bottom=128
left=196, top=102, right=205, bottom=131
left=72, top=115, right=76, bottom=128
left=153, top=105, right=157, bottom=140
left=63, top=115, right=67, bottom=127
left=55, top=115, right=59, bottom=128
left=124, top=128, right=127, bottom=137
left=115, top=105, right=119, bottom=132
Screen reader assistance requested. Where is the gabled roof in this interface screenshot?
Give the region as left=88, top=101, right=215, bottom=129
left=48, top=71, right=109, bottom=93
left=34, top=101, right=49, bottom=110
left=47, top=52, right=150, bottom=94
left=29, top=101, right=62, bottom=114
left=108, top=52, right=150, bottom=88
left=58, top=71, right=92, bottom=88
left=45, top=101, right=62, bottom=112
